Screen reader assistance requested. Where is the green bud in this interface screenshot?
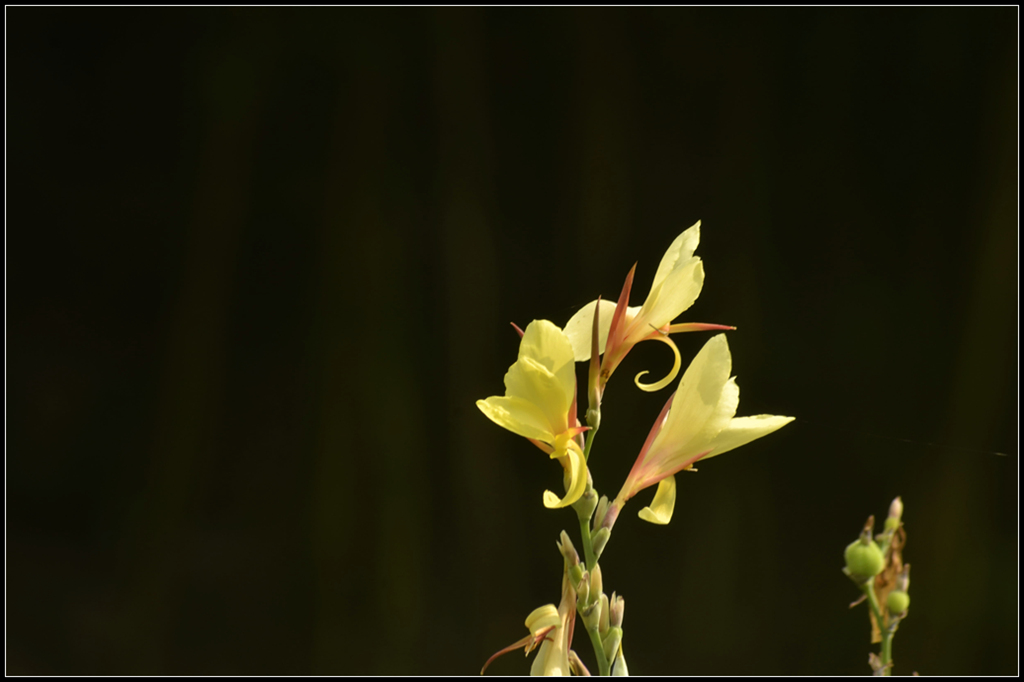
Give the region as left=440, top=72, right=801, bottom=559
left=602, top=626, right=623, bottom=664
left=580, top=595, right=602, bottom=631
left=887, top=589, right=910, bottom=614
left=844, top=535, right=885, bottom=583
left=575, top=488, right=599, bottom=522
left=593, top=496, right=610, bottom=532
left=592, top=527, right=611, bottom=561
left=887, top=496, right=903, bottom=524
left=598, top=593, right=610, bottom=636
left=569, top=562, right=585, bottom=588
left=609, top=592, right=625, bottom=628
left=590, top=564, right=603, bottom=602
left=586, top=407, right=601, bottom=430
left=558, top=531, right=579, bottom=567
left=576, top=571, right=591, bottom=606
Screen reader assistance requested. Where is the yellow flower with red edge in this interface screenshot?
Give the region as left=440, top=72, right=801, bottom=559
left=612, top=333, right=793, bottom=526
left=563, top=222, right=733, bottom=396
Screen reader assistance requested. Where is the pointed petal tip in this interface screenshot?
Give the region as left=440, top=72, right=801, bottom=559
left=510, top=322, right=525, bottom=338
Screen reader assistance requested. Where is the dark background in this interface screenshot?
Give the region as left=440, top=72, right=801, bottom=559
left=7, top=7, right=1017, bottom=676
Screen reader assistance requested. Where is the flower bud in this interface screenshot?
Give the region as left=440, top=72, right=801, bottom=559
left=611, top=646, right=629, bottom=676
left=558, top=530, right=580, bottom=567
left=569, top=562, right=585, bottom=589
left=586, top=406, right=601, bottom=431
left=602, top=626, right=623, bottom=664
left=591, top=527, right=611, bottom=561
left=590, top=564, right=603, bottom=602
left=609, top=592, right=625, bottom=628
left=576, top=571, right=591, bottom=606
left=844, top=530, right=885, bottom=583
left=580, top=594, right=602, bottom=631
left=600, top=503, right=621, bottom=533
left=886, top=589, right=910, bottom=614
left=593, top=496, right=610, bottom=531
left=575, top=488, right=599, bottom=522
left=884, top=496, right=903, bottom=532
left=598, top=593, right=610, bottom=636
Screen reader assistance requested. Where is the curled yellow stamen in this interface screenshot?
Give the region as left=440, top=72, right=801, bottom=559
left=633, top=334, right=681, bottom=392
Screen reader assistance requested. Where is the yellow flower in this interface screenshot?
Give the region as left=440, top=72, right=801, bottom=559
left=609, top=334, right=793, bottom=526
left=529, top=563, right=577, bottom=676
left=479, top=565, right=578, bottom=676
left=563, top=221, right=733, bottom=394
left=477, top=320, right=589, bottom=509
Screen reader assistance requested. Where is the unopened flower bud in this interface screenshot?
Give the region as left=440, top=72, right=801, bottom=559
left=558, top=530, right=579, bottom=567
left=592, top=527, right=611, bottom=560
left=598, top=593, right=610, bottom=635
left=576, top=571, right=591, bottom=606
left=594, top=496, right=610, bottom=531
left=575, top=488, right=599, bottom=522
left=580, top=593, right=602, bottom=631
left=590, top=564, right=603, bottom=602
left=844, top=525, right=885, bottom=583
left=569, top=562, right=585, bottom=588
left=602, top=626, right=623, bottom=664
left=611, top=646, right=629, bottom=676
left=609, top=592, right=625, bottom=628
left=884, top=496, right=903, bottom=532
left=600, top=503, right=621, bottom=533
left=887, top=589, right=910, bottom=614
left=586, top=407, right=601, bottom=430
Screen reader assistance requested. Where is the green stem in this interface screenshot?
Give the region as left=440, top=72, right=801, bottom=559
left=578, top=515, right=597, bottom=572
left=863, top=582, right=892, bottom=676
left=585, top=621, right=611, bottom=676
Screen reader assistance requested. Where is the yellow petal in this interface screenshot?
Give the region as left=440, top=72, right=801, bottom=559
left=519, top=320, right=577, bottom=402
left=654, top=334, right=733, bottom=452
left=563, top=299, right=618, bottom=362
left=633, top=333, right=682, bottom=393
left=477, top=396, right=555, bottom=442
left=542, top=441, right=587, bottom=509
left=700, top=414, right=795, bottom=460
left=650, top=221, right=701, bottom=294
left=525, top=604, right=561, bottom=635
left=637, top=474, right=676, bottom=525
left=638, top=258, right=704, bottom=332
left=504, top=357, right=570, bottom=434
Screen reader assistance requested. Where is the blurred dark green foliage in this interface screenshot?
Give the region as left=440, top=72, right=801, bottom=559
left=7, top=7, right=1016, bottom=675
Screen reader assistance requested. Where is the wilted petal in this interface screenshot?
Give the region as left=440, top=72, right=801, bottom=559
left=638, top=474, right=676, bottom=525
left=526, top=604, right=562, bottom=635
